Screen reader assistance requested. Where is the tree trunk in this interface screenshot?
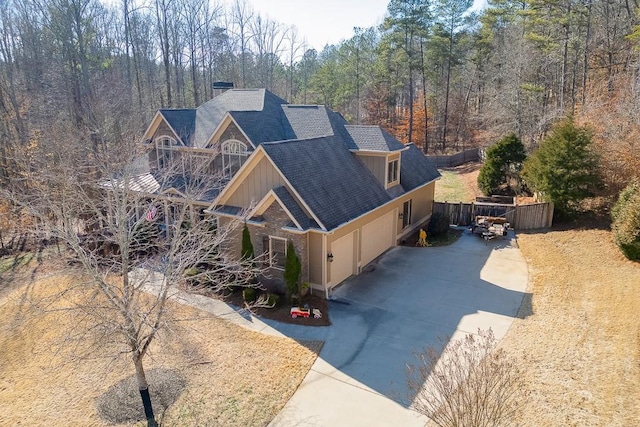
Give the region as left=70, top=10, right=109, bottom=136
left=582, top=0, right=592, bottom=107
left=134, top=356, right=157, bottom=427
left=442, top=27, right=454, bottom=151
left=420, top=39, right=429, bottom=154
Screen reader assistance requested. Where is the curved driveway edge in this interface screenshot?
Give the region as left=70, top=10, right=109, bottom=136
left=268, top=229, right=529, bottom=427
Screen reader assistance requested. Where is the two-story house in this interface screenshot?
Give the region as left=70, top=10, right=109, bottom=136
left=139, top=88, right=440, bottom=297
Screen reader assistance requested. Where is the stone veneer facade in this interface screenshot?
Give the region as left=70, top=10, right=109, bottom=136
left=249, top=201, right=308, bottom=293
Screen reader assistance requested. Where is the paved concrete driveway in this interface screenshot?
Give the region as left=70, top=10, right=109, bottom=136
left=269, top=229, right=530, bottom=427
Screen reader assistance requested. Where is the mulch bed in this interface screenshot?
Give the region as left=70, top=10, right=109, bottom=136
left=399, top=226, right=463, bottom=247
left=220, top=288, right=331, bottom=327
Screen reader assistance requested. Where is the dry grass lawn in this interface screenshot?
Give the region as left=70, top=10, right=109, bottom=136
left=0, top=264, right=321, bottom=427
left=503, top=228, right=640, bottom=426
left=434, top=162, right=482, bottom=202
left=445, top=164, right=640, bottom=425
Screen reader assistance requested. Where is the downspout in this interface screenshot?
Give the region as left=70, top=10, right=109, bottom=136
left=322, top=233, right=328, bottom=299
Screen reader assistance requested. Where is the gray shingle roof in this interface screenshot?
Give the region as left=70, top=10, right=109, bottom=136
left=400, top=144, right=441, bottom=191
left=210, top=205, right=243, bottom=216
left=272, top=186, right=317, bottom=230
left=193, top=89, right=288, bottom=147
left=153, top=90, right=440, bottom=230
left=159, top=109, right=196, bottom=145
left=160, top=175, right=223, bottom=203
left=230, top=90, right=292, bottom=144
left=343, top=125, right=405, bottom=152
left=281, top=105, right=334, bottom=140
left=262, top=136, right=391, bottom=231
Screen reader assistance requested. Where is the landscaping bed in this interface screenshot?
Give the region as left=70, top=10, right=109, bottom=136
left=399, top=224, right=463, bottom=247
left=218, top=287, right=331, bottom=327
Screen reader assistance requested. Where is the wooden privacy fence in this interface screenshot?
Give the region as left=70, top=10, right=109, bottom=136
left=432, top=201, right=554, bottom=230
left=427, top=148, right=479, bottom=168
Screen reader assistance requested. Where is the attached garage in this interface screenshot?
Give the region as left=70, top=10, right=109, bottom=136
left=329, top=231, right=355, bottom=287
left=360, top=210, right=395, bottom=267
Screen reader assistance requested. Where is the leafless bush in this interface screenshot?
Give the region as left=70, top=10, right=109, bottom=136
left=407, top=328, right=528, bottom=427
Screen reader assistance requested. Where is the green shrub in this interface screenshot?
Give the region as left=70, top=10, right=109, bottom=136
left=266, top=293, right=280, bottom=308
left=284, top=241, right=301, bottom=302
left=428, top=212, right=450, bottom=237
left=612, top=180, right=640, bottom=261
left=183, top=267, right=199, bottom=277
left=478, top=133, right=526, bottom=195
left=241, top=223, right=254, bottom=261
left=522, top=118, right=600, bottom=218
left=242, top=288, right=256, bottom=302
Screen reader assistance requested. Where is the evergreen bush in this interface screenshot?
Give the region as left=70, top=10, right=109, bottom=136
left=284, top=241, right=301, bottom=302
left=427, top=212, right=450, bottom=237
left=612, top=180, right=640, bottom=261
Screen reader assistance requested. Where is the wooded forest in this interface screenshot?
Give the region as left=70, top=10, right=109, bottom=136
left=1, top=0, right=639, bottom=195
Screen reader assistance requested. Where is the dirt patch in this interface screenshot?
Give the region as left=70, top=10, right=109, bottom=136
left=0, top=265, right=321, bottom=427
left=500, top=226, right=640, bottom=426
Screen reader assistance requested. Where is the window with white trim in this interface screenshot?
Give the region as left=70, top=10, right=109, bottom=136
left=387, top=158, right=399, bottom=185
left=182, top=152, right=214, bottom=177
left=268, top=236, right=287, bottom=270
left=221, top=140, right=248, bottom=177
left=402, top=199, right=412, bottom=229
left=155, top=136, right=179, bottom=169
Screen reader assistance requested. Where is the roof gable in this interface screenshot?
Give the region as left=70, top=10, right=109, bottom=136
left=252, top=186, right=317, bottom=230
left=159, top=109, right=196, bottom=146
left=193, top=89, right=289, bottom=147
left=261, top=136, right=392, bottom=231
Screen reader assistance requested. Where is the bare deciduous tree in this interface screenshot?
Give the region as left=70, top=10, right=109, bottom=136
left=407, top=328, right=528, bottom=427
left=5, top=121, right=264, bottom=426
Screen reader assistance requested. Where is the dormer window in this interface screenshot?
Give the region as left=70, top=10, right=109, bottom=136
left=156, top=136, right=179, bottom=169
left=222, top=140, right=248, bottom=177
left=387, top=158, right=399, bottom=185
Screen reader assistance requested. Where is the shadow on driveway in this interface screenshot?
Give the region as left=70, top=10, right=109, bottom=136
left=267, top=229, right=532, bottom=426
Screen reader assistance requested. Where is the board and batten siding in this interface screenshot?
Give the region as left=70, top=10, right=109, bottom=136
left=401, top=183, right=435, bottom=233
left=394, top=185, right=434, bottom=236
left=227, top=156, right=286, bottom=208
left=308, top=232, right=324, bottom=286
left=357, top=154, right=386, bottom=186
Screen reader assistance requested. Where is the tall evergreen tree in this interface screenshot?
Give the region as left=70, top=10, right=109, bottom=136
left=522, top=118, right=600, bottom=217
left=478, top=133, right=526, bottom=195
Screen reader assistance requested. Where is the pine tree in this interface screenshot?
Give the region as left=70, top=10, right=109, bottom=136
left=478, top=133, right=526, bottom=195
left=522, top=118, right=600, bottom=217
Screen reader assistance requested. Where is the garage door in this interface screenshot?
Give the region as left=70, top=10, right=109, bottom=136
left=361, top=210, right=395, bottom=266
left=330, top=232, right=354, bottom=286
